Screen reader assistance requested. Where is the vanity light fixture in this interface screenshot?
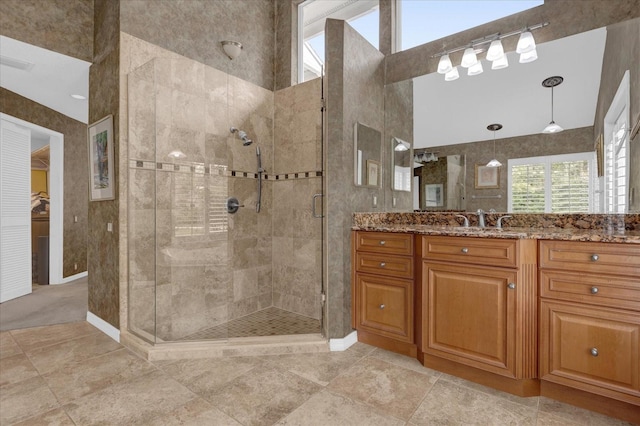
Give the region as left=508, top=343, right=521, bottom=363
left=542, top=76, right=564, bottom=134
left=221, top=40, right=243, bottom=60
left=431, top=22, right=548, bottom=81
left=486, top=123, right=503, bottom=168
left=414, top=150, right=439, bottom=163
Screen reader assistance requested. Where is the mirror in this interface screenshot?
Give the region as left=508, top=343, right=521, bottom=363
left=389, top=19, right=639, bottom=213
left=392, top=137, right=411, bottom=192
left=354, top=122, right=382, bottom=187
left=417, top=155, right=466, bottom=210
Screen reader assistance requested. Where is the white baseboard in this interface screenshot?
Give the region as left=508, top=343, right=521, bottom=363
left=54, top=271, right=88, bottom=285
left=329, top=330, right=357, bottom=351
left=87, top=311, right=120, bottom=343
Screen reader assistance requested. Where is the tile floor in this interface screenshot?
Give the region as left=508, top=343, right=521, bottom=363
left=0, top=321, right=634, bottom=425
left=179, top=307, right=321, bottom=340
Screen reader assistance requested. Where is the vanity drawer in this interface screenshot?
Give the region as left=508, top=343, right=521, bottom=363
left=356, top=273, right=414, bottom=343
left=355, top=252, right=413, bottom=279
left=540, top=300, right=640, bottom=401
left=422, top=236, right=517, bottom=268
left=539, top=240, right=640, bottom=277
left=540, top=270, right=640, bottom=312
left=355, top=231, right=413, bottom=256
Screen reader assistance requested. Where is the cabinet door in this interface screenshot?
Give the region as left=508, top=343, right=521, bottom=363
left=356, top=274, right=414, bottom=343
left=423, top=261, right=517, bottom=378
left=540, top=300, right=640, bottom=403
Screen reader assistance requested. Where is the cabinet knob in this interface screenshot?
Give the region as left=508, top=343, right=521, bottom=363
left=379, top=262, right=386, bottom=268
left=590, top=286, right=599, bottom=294
left=379, top=240, right=386, bottom=246
left=461, top=247, right=469, bottom=253
left=379, top=304, right=385, bottom=309
left=590, top=348, right=599, bottom=357
left=507, top=283, right=516, bottom=290
left=591, top=254, right=599, bottom=262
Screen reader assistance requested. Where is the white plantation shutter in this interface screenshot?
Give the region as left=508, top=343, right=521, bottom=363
left=551, top=160, right=590, bottom=213
left=0, top=119, right=32, bottom=302
left=510, top=163, right=545, bottom=213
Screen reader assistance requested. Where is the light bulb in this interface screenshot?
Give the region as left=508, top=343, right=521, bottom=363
left=486, top=40, right=504, bottom=61
left=519, top=48, right=538, bottom=63
left=491, top=54, right=509, bottom=70
left=516, top=31, right=536, bottom=54
left=444, top=66, right=459, bottom=81
left=437, top=54, right=453, bottom=74
left=461, top=47, right=478, bottom=68
left=467, top=61, right=483, bottom=76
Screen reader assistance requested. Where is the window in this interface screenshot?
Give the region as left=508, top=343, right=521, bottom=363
left=603, top=71, right=630, bottom=213
left=298, top=0, right=379, bottom=82
left=508, top=152, right=595, bottom=213
left=399, top=0, right=543, bottom=51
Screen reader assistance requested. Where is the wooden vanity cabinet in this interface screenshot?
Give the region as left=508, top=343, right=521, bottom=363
left=420, top=236, right=538, bottom=396
left=539, top=240, right=640, bottom=414
left=352, top=231, right=416, bottom=357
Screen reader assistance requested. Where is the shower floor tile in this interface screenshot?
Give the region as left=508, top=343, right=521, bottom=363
left=178, top=307, right=321, bottom=341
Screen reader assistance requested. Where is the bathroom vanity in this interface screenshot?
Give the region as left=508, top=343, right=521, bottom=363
left=351, top=214, right=640, bottom=423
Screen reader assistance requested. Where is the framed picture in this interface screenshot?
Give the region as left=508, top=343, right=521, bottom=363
left=595, top=133, right=604, bottom=177
left=366, top=159, right=380, bottom=187
left=88, top=115, right=115, bottom=201
left=425, top=184, right=443, bottom=207
left=475, top=164, right=500, bottom=189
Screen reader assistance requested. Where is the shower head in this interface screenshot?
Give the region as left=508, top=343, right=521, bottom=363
left=230, top=127, right=253, bottom=146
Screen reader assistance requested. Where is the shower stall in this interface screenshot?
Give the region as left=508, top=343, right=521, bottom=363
left=126, top=56, right=324, bottom=345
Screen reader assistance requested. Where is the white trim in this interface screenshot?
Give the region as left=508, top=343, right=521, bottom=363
left=329, top=330, right=357, bottom=351
left=87, top=311, right=121, bottom=343
left=59, top=271, right=88, bottom=284
left=0, top=113, right=64, bottom=285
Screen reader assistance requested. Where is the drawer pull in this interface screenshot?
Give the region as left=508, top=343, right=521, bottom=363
left=507, top=283, right=516, bottom=290
left=590, top=286, right=599, bottom=294
left=591, top=254, right=599, bottom=262
left=461, top=247, right=469, bottom=253
left=379, top=262, right=386, bottom=268
left=590, top=348, right=599, bottom=357
left=379, top=240, right=386, bottom=246
left=379, top=304, right=385, bottom=309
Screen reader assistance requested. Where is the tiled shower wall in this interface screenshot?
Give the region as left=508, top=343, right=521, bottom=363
left=124, top=34, right=321, bottom=341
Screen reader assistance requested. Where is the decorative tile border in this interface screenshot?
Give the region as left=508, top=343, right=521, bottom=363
left=129, top=159, right=322, bottom=180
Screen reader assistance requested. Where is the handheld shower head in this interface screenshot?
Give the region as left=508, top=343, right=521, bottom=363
left=230, top=127, right=253, bottom=146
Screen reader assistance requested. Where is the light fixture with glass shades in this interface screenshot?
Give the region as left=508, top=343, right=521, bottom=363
left=542, top=76, right=564, bottom=134
left=394, top=138, right=410, bottom=151
left=221, top=40, right=243, bottom=60
left=432, top=21, right=548, bottom=81
left=486, top=123, right=503, bottom=168
left=414, top=150, right=439, bottom=163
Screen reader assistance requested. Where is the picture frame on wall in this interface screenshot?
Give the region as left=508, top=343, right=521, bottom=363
left=475, top=164, right=500, bottom=189
left=88, top=115, right=115, bottom=201
left=366, top=159, right=380, bottom=187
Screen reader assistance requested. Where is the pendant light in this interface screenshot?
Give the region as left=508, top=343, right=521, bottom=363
left=461, top=47, right=478, bottom=68
left=486, top=40, right=504, bottom=61
left=437, top=54, right=453, bottom=74
left=542, top=76, right=564, bottom=134
left=486, top=123, right=503, bottom=167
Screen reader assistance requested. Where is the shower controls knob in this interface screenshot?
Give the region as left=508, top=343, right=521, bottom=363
left=226, top=197, right=244, bottom=214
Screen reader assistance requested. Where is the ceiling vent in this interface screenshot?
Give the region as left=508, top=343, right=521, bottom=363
left=0, top=55, right=35, bottom=71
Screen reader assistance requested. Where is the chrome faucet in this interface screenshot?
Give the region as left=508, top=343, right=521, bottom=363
left=476, top=209, right=485, bottom=228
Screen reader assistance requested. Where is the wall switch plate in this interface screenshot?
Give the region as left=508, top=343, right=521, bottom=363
left=107, top=222, right=113, bottom=232
left=74, top=263, right=78, bottom=270
left=372, top=195, right=377, bottom=208
left=393, top=197, right=397, bottom=207
left=74, top=215, right=78, bottom=223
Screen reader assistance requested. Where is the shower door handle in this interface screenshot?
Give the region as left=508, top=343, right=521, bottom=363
left=312, top=193, right=324, bottom=218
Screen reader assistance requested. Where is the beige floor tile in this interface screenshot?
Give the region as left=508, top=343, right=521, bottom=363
left=209, top=366, right=322, bottom=426
left=9, top=321, right=99, bottom=352
left=157, top=356, right=264, bottom=398
left=63, top=369, right=197, bottom=425
left=0, top=376, right=60, bottom=425
left=147, top=397, right=242, bottom=425
left=0, top=353, right=39, bottom=387
left=327, top=356, right=437, bottom=421
left=263, top=350, right=370, bottom=386
left=42, top=348, right=157, bottom=404
left=26, top=331, right=122, bottom=375
left=537, top=396, right=636, bottom=425
left=11, top=407, right=75, bottom=426
left=276, top=389, right=405, bottom=426
left=0, top=331, right=23, bottom=360
left=370, top=347, right=442, bottom=377
left=536, top=411, right=582, bottom=425
left=409, top=379, right=537, bottom=425
left=439, top=372, right=540, bottom=408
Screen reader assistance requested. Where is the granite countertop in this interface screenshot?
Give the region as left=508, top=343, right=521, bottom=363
left=352, top=223, right=640, bottom=244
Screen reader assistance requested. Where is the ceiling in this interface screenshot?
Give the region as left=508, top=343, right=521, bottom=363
left=413, top=27, right=607, bottom=148
left=0, top=35, right=90, bottom=124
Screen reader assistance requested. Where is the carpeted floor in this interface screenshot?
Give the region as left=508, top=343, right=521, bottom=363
left=0, top=276, right=87, bottom=331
